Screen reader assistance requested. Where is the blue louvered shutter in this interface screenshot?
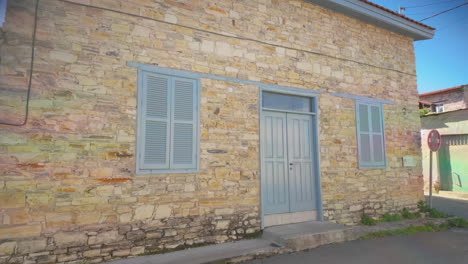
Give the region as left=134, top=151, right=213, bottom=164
left=370, top=105, right=385, bottom=166
left=140, top=72, right=171, bottom=170
left=356, top=102, right=386, bottom=168
left=170, top=77, right=197, bottom=169
left=0, top=0, right=6, bottom=28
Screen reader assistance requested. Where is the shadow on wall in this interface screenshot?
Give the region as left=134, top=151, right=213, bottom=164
left=421, top=110, right=468, bottom=130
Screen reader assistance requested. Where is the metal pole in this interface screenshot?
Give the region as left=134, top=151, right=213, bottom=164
left=429, top=150, right=433, bottom=208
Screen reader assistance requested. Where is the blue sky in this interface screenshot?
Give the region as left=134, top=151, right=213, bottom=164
left=370, top=0, right=468, bottom=93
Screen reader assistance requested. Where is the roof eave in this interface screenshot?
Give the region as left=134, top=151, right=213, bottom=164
left=305, top=0, right=435, bottom=41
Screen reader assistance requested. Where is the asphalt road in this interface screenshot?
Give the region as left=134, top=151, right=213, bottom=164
left=428, top=195, right=468, bottom=219
left=245, top=196, right=468, bottom=264
left=244, top=229, right=468, bottom=264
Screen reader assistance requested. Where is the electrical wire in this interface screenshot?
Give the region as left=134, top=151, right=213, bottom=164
left=59, top=0, right=416, bottom=76
left=0, top=0, right=39, bottom=126
left=420, top=2, right=468, bottom=21
left=436, top=15, right=468, bottom=31
left=405, top=0, right=461, bottom=9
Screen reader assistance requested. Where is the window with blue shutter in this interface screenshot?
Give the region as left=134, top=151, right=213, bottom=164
left=356, top=102, right=386, bottom=169
left=0, top=0, right=6, bottom=28
left=136, top=70, right=199, bottom=174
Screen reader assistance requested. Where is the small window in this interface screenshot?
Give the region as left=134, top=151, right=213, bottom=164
left=356, top=102, right=386, bottom=168
left=262, top=92, right=314, bottom=112
left=136, top=70, right=199, bottom=174
left=434, top=103, right=444, bottom=113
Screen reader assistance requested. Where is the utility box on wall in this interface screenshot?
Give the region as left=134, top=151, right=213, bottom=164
left=403, top=156, right=416, bottom=167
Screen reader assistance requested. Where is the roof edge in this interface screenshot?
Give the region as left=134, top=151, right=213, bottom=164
left=419, top=85, right=467, bottom=97
left=305, top=0, right=435, bottom=41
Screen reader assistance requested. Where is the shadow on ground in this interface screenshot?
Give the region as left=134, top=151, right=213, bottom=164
left=426, top=195, right=468, bottom=219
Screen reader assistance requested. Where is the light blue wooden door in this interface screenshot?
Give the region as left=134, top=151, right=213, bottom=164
left=287, top=113, right=316, bottom=212
left=262, top=111, right=290, bottom=214
left=262, top=111, right=316, bottom=215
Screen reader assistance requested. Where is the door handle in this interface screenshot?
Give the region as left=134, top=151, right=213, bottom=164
left=289, top=163, right=293, bottom=166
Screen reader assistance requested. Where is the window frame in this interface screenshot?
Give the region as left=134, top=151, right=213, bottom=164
left=355, top=101, right=387, bottom=169
left=135, top=68, right=200, bottom=175
left=434, top=103, right=444, bottom=113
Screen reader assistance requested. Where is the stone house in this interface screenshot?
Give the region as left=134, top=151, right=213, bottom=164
left=0, top=0, right=434, bottom=263
left=420, top=85, right=468, bottom=192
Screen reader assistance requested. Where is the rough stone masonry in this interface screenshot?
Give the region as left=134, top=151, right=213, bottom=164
left=0, top=0, right=423, bottom=263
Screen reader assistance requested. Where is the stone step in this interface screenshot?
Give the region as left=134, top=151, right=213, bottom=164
left=262, top=221, right=354, bottom=251
left=107, top=238, right=279, bottom=264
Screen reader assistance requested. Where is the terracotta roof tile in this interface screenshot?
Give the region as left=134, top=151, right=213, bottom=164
left=359, top=0, right=435, bottom=30
left=419, top=85, right=466, bottom=97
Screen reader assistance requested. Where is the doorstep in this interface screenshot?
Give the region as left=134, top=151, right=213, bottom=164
left=262, top=221, right=352, bottom=251
left=105, top=218, right=448, bottom=264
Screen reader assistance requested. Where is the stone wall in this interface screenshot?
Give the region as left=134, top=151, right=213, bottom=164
left=420, top=86, right=468, bottom=112
left=1, top=0, right=423, bottom=263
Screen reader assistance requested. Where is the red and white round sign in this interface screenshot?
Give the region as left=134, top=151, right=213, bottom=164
left=427, top=130, right=441, bottom=152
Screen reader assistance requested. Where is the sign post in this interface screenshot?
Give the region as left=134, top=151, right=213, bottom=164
left=427, top=130, right=441, bottom=208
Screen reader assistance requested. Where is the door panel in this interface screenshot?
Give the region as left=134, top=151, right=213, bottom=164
left=262, top=111, right=317, bottom=215
left=439, top=135, right=468, bottom=192
left=287, top=114, right=316, bottom=212
left=263, top=112, right=289, bottom=214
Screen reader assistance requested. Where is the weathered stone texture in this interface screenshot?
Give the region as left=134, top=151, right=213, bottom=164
left=0, top=0, right=422, bottom=262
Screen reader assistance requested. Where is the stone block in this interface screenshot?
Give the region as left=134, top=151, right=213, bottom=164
left=0, top=192, right=25, bottom=208
left=34, top=254, right=56, bottom=264
left=119, top=213, right=132, bottom=223
left=71, top=197, right=101, bottom=205
left=0, top=225, right=41, bottom=239
left=46, top=212, right=73, bottom=227
left=0, top=242, right=16, bottom=256
left=90, top=168, right=113, bottom=178
left=215, top=42, right=232, bottom=57
left=297, top=62, right=313, bottom=72
left=76, top=211, right=101, bottom=225
left=131, top=246, right=145, bottom=255
left=5, top=181, right=37, bottom=191
left=49, top=50, right=77, bottom=63
left=83, top=249, right=101, bottom=258
left=9, top=209, right=29, bottom=224
left=88, top=230, right=122, bottom=245
left=26, top=193, right=53, bottom=207
left=146, top=232, right=162, bottom=239
left=164, top=229, right=177, bottom=237
left=215, top=208, right=234, bottom=215
left=126, top=230, right=145, bottom=240
left=133, top=205, right=154, bottom=221
left=201, top=40, right=214, bottom=53
left=57, top=253, right=78, bottom=262
left=112, top=249, right=130, bottom=257
left=215, top=168, right=230, bottom=178
left=0, top=133, right=27, bottom=145
left=154, top=205, right=171, bottom=219
left=349, top=205, right=363, bottom=212
left=216, top=220, right=230, bottom=230
left=17, top=239, right=47, bottom=254
left=54, top=232, right=88, bottom=247
left=96, top=185, right=114, bottom=196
